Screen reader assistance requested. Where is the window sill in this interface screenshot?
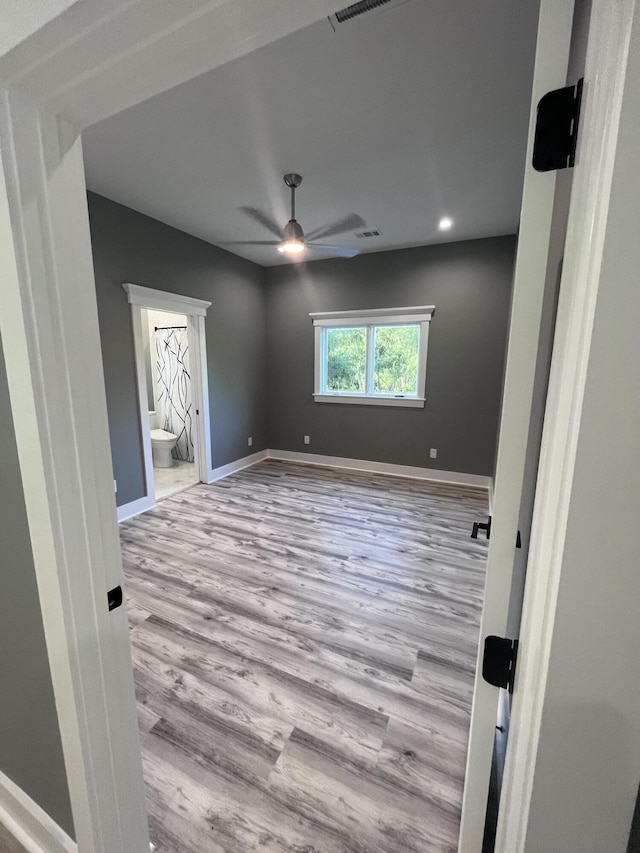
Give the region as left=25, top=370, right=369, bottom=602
left=313, top=394, right=425, bottom=408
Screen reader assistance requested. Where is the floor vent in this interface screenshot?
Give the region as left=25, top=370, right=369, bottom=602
left=355, top=230, right=381, bottom=238
left=332, top=0, right=411, bottom=25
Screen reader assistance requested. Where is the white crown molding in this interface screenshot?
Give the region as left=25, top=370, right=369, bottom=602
left=0, top=768, right=76, bottom=853
left=122, top=283, right=211, bottom=316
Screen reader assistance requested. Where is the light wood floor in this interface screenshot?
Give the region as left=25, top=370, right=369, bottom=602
left=0, top=822, right=26, bottom=853
left=120, top=460, right=489, bottom=853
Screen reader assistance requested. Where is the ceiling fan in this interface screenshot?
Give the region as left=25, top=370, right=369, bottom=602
left=227, top=174, right=364, bottom=259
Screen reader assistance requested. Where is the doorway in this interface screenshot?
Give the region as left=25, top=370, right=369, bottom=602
left=142, top=308, right=197, bottom=500
left=0, top=0, right=635, bottom=850
left=124, top=283, right=213, bottom=515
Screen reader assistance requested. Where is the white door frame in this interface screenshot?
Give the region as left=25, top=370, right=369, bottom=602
left=496, top=0, right=637, bottom=849
left=0, top=2, right=635, bottom=851
left=462, top=0, right=638, bottom=850
left=122, top=283, right=212, bottom=519
left=458, top=0, right=577, bottom=847
left=0, top=91, right=150, bottom=852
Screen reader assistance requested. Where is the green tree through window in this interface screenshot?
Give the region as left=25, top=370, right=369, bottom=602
left=326, top=327, right=366, bottom=392
left=373, top=325, right=419, bottom=395
left=314, top=306, right=433, bottom=406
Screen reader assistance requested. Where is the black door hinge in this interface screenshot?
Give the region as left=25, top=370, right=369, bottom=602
left=533, top=78, right=583, bottom=172
left=107, top=585, right=123, bottom=612
left=483, top=635, right=519, bottom=693
left=471, top=516, right=491, bottom=540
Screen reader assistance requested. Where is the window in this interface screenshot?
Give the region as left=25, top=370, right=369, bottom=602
left=311, top=305, right=435, bottom=407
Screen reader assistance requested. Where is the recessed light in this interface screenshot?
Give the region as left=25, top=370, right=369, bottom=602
left=439, top=217, right=453, bottom=231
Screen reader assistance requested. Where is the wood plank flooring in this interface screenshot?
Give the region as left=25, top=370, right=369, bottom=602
left=120, top=460, right=489, bottom=853
left=0, top=822, right=26, bottom=853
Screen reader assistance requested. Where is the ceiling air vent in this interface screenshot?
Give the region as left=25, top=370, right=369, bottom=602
left=355, top=230, right=381, bottom=238
left=331, top=0, right=412, bottom=25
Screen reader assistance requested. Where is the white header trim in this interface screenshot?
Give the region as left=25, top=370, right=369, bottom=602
left=123, top=283, right=211, bottom=316
left=310, top=305, right=435, bottom=326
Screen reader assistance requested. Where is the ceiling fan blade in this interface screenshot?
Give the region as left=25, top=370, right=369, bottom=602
left=305, top=213, right=365, bottom=242
left=222, top=240, right=280, bottom=246
left=239, top=206, right=283, bottom=238
left=307, top=243, right=359, bottom=259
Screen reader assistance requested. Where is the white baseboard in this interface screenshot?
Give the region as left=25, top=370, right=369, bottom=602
left=267, top=449, right=492, bottom=491
left=208, top=449, right=268, bottom=484
left=118, top=449, right=490, bottom=520
left=117, top=451, right=269, bottom=521
left=0, top=769, right=76, bottom=853
left=117, top=493, right=156, bottom=523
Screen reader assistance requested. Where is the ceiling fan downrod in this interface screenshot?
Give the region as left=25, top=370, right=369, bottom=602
left=283, top=173, right=302, bottom=222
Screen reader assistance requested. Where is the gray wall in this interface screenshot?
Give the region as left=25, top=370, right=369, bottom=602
left=265, top=237, right=515, bottom=476
left=0, top=337, right=74, bottom=837
left=88, top=192, right=267, bottom=507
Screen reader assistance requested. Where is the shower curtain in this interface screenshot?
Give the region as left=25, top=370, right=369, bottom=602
left=155, top=327, right=195, bottom=462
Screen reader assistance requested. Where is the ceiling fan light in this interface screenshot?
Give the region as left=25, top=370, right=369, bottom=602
left=278, top=239, right=305, bottom=254
left=278, top=216, right=305, bottom=254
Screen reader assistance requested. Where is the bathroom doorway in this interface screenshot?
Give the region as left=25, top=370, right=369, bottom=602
left=124, top=283, right=213, bottom=513
left=143, top=308, right=198, bottom=500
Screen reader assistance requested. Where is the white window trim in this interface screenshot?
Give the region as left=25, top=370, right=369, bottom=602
left=311, top=305, right=435, bottom=408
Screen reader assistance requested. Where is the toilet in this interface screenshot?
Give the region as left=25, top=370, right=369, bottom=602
left=150, top=428, right=178, bottom=468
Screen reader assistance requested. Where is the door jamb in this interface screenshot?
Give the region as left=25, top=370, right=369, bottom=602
left=496, top=1, right=637, bottom=849
left=458, top=0, right=576, bottom=847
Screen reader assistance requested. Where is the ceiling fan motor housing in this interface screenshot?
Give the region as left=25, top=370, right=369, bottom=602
left=283, top=219, right=304, bottom=241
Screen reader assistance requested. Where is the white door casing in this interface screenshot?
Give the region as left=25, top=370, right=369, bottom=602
left=0, top=89, right=149, bottom=851
left=458, top=0, right=576, bottom=849
left=497, top=0, right=638, bottom=849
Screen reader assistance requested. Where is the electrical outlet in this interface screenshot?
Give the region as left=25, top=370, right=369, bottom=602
left=248, top=436, right=253, bottom=447
left=429, top=448, right=438, bottom=459
left=304, top=435, right=310, bottom=445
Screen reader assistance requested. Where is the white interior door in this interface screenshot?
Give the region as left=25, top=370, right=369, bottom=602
left=458, top=1, right=577, bottom=849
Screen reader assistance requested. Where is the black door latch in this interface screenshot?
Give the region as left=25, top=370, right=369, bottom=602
left=471, top=516, right=491, bottom=540
left=533, top=78, right=583, bottom=172
left=107, top=585, right=123, bottom=612
left=482, top=635, right=519, bottom=693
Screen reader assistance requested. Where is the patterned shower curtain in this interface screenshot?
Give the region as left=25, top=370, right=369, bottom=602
left=155, top=327, right=195, bottom=462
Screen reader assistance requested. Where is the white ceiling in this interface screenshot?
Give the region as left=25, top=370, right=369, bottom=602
left=82, top=0, right=540, bottom=267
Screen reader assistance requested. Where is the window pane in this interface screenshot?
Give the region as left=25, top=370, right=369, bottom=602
left=325, top=327, right=367, bottom=393
left=373, top=324, right=420, bottom=395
